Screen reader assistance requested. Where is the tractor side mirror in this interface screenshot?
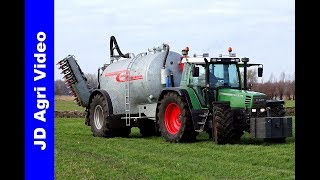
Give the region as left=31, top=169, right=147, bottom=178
left=192, top=66, right=199, bottom=77
left=258, top=66, right=263, bottom=77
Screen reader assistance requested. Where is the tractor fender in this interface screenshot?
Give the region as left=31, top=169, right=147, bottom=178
left=158, top=87, right=193, bottom=110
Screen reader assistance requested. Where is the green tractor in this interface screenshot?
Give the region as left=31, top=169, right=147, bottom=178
left=157, top=47, right=292, bottom=144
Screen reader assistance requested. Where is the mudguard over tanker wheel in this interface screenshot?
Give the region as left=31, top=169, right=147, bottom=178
left=212, top=104, right=243, bottom=144
left=157, top=92, right=196, bottom=142
left=89, top=93, right=130, bottom=137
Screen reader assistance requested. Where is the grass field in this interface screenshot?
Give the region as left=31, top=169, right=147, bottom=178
left=284, top=100, right=295, bottom=108
left=55, top=95, right=295, bottom=111
left=55, top=95, right=85, bottom=111
left=55, top=117, right=295, bottom=179
left=55, top=96, right=295, bottom=179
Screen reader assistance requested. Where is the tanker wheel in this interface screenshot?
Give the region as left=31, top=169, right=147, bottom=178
left=138, top=118, right=156, bottom=137
left=89, top=93, right=131, bottom=137
left=212, top=104, right=243, bottom=144
left=157, top=92, right=196, bottom=142
left=89, top=93, right=112, bottom=137
left=264, top=105, right=286, bottom=143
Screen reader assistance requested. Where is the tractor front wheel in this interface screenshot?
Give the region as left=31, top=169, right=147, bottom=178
left=212, top=104, right=243, bottom=144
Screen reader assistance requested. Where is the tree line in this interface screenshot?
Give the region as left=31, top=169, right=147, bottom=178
left=55, top=73, right=98, bottom=95
left=55, top=71, right=295, bottom=100
left=243, top=70, right=295, bottom=100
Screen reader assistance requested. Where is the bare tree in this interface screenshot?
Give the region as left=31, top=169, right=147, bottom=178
left=240, top=69, right=258, bottom=88
left=266, top=74, right=277, bottom=99
left=54, top=79, right=69, bottom=95
left=287, top=72, right=295, bottom=100
left=85, top=73, right=98, bottom=89
left=276, top=72, right=286, bottom=100
left=285, top=73, right=293, bottom=100
left=54, top=73, right=98, bottom=96
left=291, top=80, right=295, bottom=100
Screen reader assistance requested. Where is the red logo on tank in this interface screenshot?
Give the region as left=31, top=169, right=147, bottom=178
left=105, top=70, right=143, bottom=82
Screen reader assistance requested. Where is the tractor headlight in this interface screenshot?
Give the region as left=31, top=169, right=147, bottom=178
left=251, top=109, right=256, bottom=113
left=260, top=108, right=266, bottom=112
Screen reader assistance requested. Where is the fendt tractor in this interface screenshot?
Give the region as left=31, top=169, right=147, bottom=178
left=57, top=36, right=292, bottom=144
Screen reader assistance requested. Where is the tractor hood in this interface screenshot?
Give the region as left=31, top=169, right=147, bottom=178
left=217, top=88, right=267, bottom=109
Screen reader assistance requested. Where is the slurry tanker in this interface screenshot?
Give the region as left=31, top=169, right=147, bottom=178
left=57, top=36, right=292, bottom=144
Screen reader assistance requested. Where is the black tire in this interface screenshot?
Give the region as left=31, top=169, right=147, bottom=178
left=264, top=105, right=286, bottom=143
left=138, top=118, right=156, bottom=137
left=89, top=93, right=130, bottom=137
left=157, top=92, right=196, bottom=142
left=212, top=104, right=243, bottom=144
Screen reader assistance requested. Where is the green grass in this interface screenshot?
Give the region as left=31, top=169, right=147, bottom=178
left=54, top=96, right=295, bottom=111
left=55, top=117, right=295, bottom=179
left=55, top=99, right=85, bottom=111
left=285, top=100, right=295, bottom=108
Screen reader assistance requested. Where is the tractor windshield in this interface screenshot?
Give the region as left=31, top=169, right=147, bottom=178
left=209, top=63, right=240, bottom=89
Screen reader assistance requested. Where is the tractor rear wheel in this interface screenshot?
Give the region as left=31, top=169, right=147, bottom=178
left=212, top=104, right=243, bottom=144
left=157, top=92, right=196, bottom=142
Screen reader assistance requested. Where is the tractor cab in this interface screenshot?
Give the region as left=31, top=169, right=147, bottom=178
left=176, top=47, right=292, bottom=144
left=180, top=47, right=263, bottom=109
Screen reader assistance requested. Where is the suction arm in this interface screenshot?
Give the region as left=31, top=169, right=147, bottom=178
left=162, top=44, right=170, bottom=68
left=109, top=36, right=130, bottom=58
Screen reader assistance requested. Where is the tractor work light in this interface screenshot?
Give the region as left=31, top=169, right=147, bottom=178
left=182, top=47, right=189, bottom=56
left=252, top=109, right=256, bottom=113
left=241, top=57, right=249, bottom=62
left=203, top=53, right=209, bottom=57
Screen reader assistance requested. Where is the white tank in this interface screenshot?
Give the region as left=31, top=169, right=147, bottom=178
left=99, top=48, right=182, bottom=115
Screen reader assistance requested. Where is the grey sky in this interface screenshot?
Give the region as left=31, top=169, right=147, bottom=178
left=55, top=0, right=295, bottom=82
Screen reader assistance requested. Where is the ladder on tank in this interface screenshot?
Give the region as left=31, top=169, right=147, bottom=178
left=124, top=53, right=144, bottom=126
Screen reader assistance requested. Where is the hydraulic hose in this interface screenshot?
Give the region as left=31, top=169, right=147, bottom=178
left=162, top=44, right=170, bottom=68
left=110, top=36, right=130, bottom=58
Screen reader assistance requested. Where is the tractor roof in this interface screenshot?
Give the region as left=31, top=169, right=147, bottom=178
left=181, top=57, right=241, bottom=64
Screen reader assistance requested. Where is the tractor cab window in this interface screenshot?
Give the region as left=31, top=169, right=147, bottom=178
left=209, top=64, right=240, bottom=89
left=189, top=64, right=206, bottom=87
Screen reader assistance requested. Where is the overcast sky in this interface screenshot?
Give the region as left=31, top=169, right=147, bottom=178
left=55, top=0, right=295, bottom=82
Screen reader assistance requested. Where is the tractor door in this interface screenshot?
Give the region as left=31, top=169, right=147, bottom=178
left=189, top=64, right=206, bottom=107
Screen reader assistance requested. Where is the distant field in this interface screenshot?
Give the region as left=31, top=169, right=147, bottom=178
left=55, top=118, right=295, bottom=179
left=55, top=95, right=85, bottom=111
left=55, top=95, right=295, bottom=111
left=284, top=100, right=295, bottom=108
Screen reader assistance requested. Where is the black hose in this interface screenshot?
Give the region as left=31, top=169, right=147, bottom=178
left=110, top=36, right=130, bottom=58
left=162, top=44, right=170, bottom=68
left=170, top=72, right=174, bottom=87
